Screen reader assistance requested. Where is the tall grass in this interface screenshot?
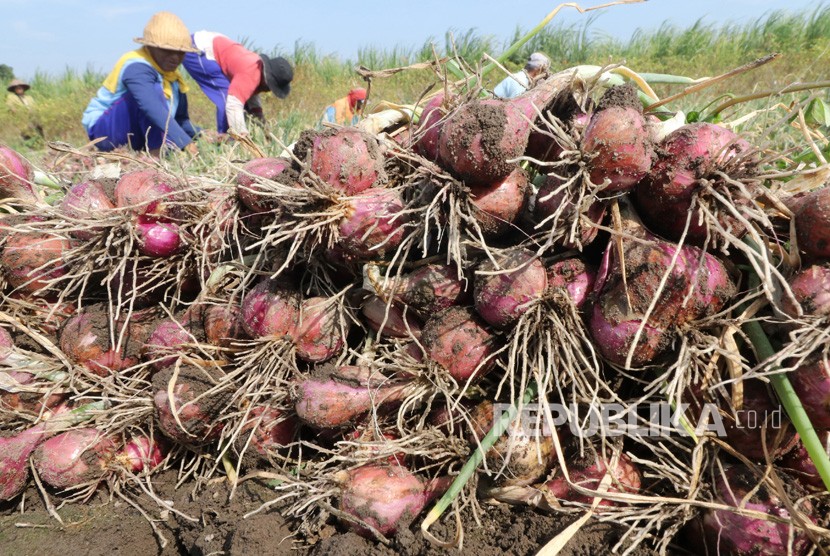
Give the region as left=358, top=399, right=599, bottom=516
left=2, top=4, right=828, bottom=158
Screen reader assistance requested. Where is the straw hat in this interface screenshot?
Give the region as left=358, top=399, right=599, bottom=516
left=7, top=79, right=30, bottom=92
left=134, top=12, right=199, bottom=53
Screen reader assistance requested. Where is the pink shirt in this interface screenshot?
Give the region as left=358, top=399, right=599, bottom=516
left=212, top=35, right=262, bottom=104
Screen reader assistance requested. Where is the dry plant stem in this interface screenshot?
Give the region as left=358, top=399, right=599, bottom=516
left=421, top=380, right=539, bottom=547
left=708, top=80, right=830, bottom=121
left=741, top=237, right=830, bottom=491
left=644, top=53, right=781, bottom=112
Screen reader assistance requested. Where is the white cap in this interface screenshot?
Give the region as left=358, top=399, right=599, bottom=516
left=526, top=52, right=551, bottom=71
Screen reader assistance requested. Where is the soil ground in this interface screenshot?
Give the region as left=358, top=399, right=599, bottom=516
left=0, top=471, right=693, bottom=556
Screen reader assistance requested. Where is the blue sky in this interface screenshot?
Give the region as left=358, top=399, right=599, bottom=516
left=0, top=0, right=824, bottom=79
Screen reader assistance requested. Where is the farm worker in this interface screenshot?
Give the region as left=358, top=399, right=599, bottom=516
left=82, top=12, right=201, bottom=156
left=182, top=32, right=293, bottom=136
left=5, top=79, right=35, bottom=112
left=6, top=78, right=44, bottom=143
left=493, top=52, right=551, bottom=99
left=320, top=87, right=367, bottom=126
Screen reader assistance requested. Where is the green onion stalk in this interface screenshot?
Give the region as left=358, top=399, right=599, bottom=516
left=741, top=237, right=830, bottom=491
left=421, top=380, right=539, bottom=536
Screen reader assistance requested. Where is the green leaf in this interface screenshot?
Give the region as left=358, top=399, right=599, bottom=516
left=805, top=98, right=830, bottom=128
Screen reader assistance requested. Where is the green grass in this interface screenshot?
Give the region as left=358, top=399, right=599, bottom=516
left=2, top=4, right=829, bottom=162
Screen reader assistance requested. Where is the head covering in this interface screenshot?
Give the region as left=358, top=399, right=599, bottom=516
left=348, top=87, right=367, bottom=109
left=525, top=52, right=551, bottom=72
left=134, top=12, right=199, bottom=53
left=259, top=55, right=293, bottom=99
left=7, top=79, right=30, bottom=92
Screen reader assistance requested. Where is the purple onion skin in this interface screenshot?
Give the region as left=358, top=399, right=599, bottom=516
left=0, top=424, right=46, bottom=501
left=1, top=232, right=73, bottom=294
left=525, top=109, right=589, bottom=167
left=588, top=209, right=736, bottom=367
left=237, top=406, right=298, bottom=459
left=118, top=436, right=167, bottom=473
left=336, top=464, right=447, bottom=538
left=437, top=99, right=532, bottom=185
left=295, top=296, right=349, bottom=363
left=395, top=264, right=470, bottom=315
left=240, top=280, right=301, bottom=339
left=202, top=304, right=249, bottom=347
left=304, top=128, right=385, bottom=195
left=795, top=187, right=830, bottom=261
left=0, top=146, right=39, bottom=204
left=782, top=264, right=830, bottom=318
left=142, top=318, right=196, bottom=371
left=361, top=295, right=421, bottom=339
left=152, top=366, right=227, bottom=447
left=541, top=452, right=642, bottom=509
left=633, top=122, right=752, bottom=243
left=0, top=326, right=13, bottom=361
left=59, top=180, right=115, bottom=239
left=59, top=310, right=143, bottom=376
left=292, top=369, right=409, bottom=429
left=153, top=388, right=223, bottom=447
left=546, top=258, right=597, bottom=309
left=588, top=302, right=671, bottom=368
left=789, top=354, right=830, bottom=430
left=780, top=434, right=830, bottom=492
left=413, top=93, right=445, bottom=161
left=236, top=157, right=295, bottom=213
left=533, top=175, right=607, bottom=249
left=33, top=428, right=116, bottom=490
left=641, top=123, right=751, bottom=199
left=114, top=169, right=182, bottom=219
left=474, top=249, right=548, bottom=329
left=582, top=104, right=653, bottom=195
left=337, top=188, right=409, bottom=261
left=468, top=167, right=530, bottom=239
left=688, top=464, right=815, bottom=556
left=421, top=306, right=497, bottom=383
left=633, top=191, right=709, bottom=243
left=135, top=217, right=184, bottom=258
left=723, top=380, right=798, bottom=461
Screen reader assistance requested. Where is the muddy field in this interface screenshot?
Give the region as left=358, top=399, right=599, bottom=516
left=0, top=470, right=692, bottom=556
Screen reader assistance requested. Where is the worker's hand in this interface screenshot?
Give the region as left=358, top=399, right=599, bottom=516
left=199, top=129, right=227, bottom=145
left=248, top=106, right=266, bottom=122
left=184, top=142, right=199, bottom=157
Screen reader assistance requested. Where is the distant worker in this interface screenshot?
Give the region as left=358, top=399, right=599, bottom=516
left=82, top=11, right=201, bottom=156
left=5, top=79, right=35, bottom=112
left=6, top=78, right=44, bottom=142
left=321, top=87, right=367, bottom=127
left=493, top=52, right=551, bottom=99
left=182, top=32, right=293, bottom=136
